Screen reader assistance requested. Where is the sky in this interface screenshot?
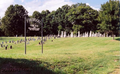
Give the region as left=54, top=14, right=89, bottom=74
left=0, top=0, right=109, bottom=18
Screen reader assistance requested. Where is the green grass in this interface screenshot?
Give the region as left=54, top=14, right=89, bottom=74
left=0, top=37, right=119, bottom=74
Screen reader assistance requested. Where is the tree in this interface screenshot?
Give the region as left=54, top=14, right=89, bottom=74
left=1, top=4, right=28, bottom=36
left=98, top=0, right=119, bottom=39
left=55, top=5, right=72, bottom=34
left=66, top=4, right=98, bottom=35
left=32, top=11, right=41, bottom=20
left=0, top=18, right=4, bottom=36
left=46, top=11, right=58, bottom=35
left=29, top=11, right=42, bottom=36
left=41, top=10, right=51, bottom=35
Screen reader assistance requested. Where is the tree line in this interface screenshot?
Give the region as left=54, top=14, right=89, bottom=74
left=0, top=0, right=119, bottom=38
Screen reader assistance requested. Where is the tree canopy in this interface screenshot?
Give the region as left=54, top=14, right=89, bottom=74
left=1, top=4, right=28, bottom=36
left=98, top=0, right=119, bottom=39
left=0, top=0, right=119, bottom=37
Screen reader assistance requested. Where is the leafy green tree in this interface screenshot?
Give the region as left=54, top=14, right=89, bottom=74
left=41, top=10, right=51, bottom=35
left=72, top=25, right=82, bottom=35
left=0, top=18, right=4, bottom=36
left=98, top=0, right=119, bottom=39
left=55, top=5, right=72, bottom=34
left=32, top=11, right=41, bottom=20
left=46, top=11, right=58, bottom=35
left=1, top=4, right=28, bottom=36
left=66, top=4, right=98, bottom=35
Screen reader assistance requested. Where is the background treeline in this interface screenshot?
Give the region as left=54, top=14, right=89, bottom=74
left=0, top=0, right=119, bottom=37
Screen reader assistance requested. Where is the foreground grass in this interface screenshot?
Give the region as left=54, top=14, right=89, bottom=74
left=0, top=37, right=119, bottom=74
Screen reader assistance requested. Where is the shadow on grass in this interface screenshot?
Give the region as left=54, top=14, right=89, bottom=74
left=115, top=38, right=120, bottom=41
left=0, top=58, right=56, bottom=74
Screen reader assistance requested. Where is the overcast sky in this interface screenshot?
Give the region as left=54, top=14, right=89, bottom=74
left=0, top=0, right=109, bottom=18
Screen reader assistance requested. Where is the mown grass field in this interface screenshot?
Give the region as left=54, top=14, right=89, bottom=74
left=0, top=37, right=119, bottom=74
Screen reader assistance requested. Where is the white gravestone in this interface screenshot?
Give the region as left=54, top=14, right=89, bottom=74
left=78, top=31, right=80, bottom=37
left=89, top=31, right=92, bottom=37
left=64, top=31, right=66, bottom=37
left=61, top=31, right=64, bottom=37
left=58, top=31, right=60, bottom=36
left=71, top=32, right=73, bottom=37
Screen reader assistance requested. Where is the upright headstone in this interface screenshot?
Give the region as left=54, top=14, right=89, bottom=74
left=92, top=32, right=95, bottom=37
left=106, top=34, right=108, bottom=37
left=89, top=31, right=92, bottom=37
left=78, top=31, right=80, bottom=37
left=9, top=41, right=11, bottom=43
left=58, top=31, right=60, bottom=36
left=114, top=35, right=116, bottom=37
left=64, top=31, right=66, bottom=37
left=61, top=31, right=64, bottom=38
left=10, top=45, right=12, bottom=49
left=71, top=32, right=73, bottom=37
left=5, top=46, right=7, bottom=50
left=82, top=33, right=84, bottom=37
left=97, top=32, right=100, bottom=37
left=86, top=32, right=88, bottom=37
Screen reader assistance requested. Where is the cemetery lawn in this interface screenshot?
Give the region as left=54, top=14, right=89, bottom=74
left=0, top=37, right=119, bottom=74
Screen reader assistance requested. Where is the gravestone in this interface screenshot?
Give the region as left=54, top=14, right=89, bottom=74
left=61, top=31, right=64, bottom=38
left=92, top=33, right=95, bottom=37
left=83, top=33, right=85, bottom=37
left=89, top=31, right=92, bottom=37
left=58, top=31, right=60, bottom=36
left=97, top=32, right=100, bottom=37
left=10, top=45, right=12, bottom=49
left=84, top=32, right=86, bottom=37
left=64, top=31, right=66, bottom=37
left=50, top=35, right=52, bottom=39
left=106, top=34, right=108, bottom=37
left=17, top=40, right=19, bottom=43
left=86, top=32, right=88, bottom=37
left=78, top=31, right=80, bottom=37
left=114, top=35, right=116, bottom=37
left=94, top=33, right=96, bottom=37
left=5, top=46, right=7, bottom=50
left=2, top=42, right=4, bottom=44
left=12, top=41, right=14, bottom=43
left=71, top=32, right=73, bottom=37
left=9, top=41, right=11, bottom=43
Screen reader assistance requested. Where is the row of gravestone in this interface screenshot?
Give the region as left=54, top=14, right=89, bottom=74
left=58, top=31, right=115, bottom=37
left=0, top=44, right=12, bottom=50
left=0, top=36, right=59, bottom=50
